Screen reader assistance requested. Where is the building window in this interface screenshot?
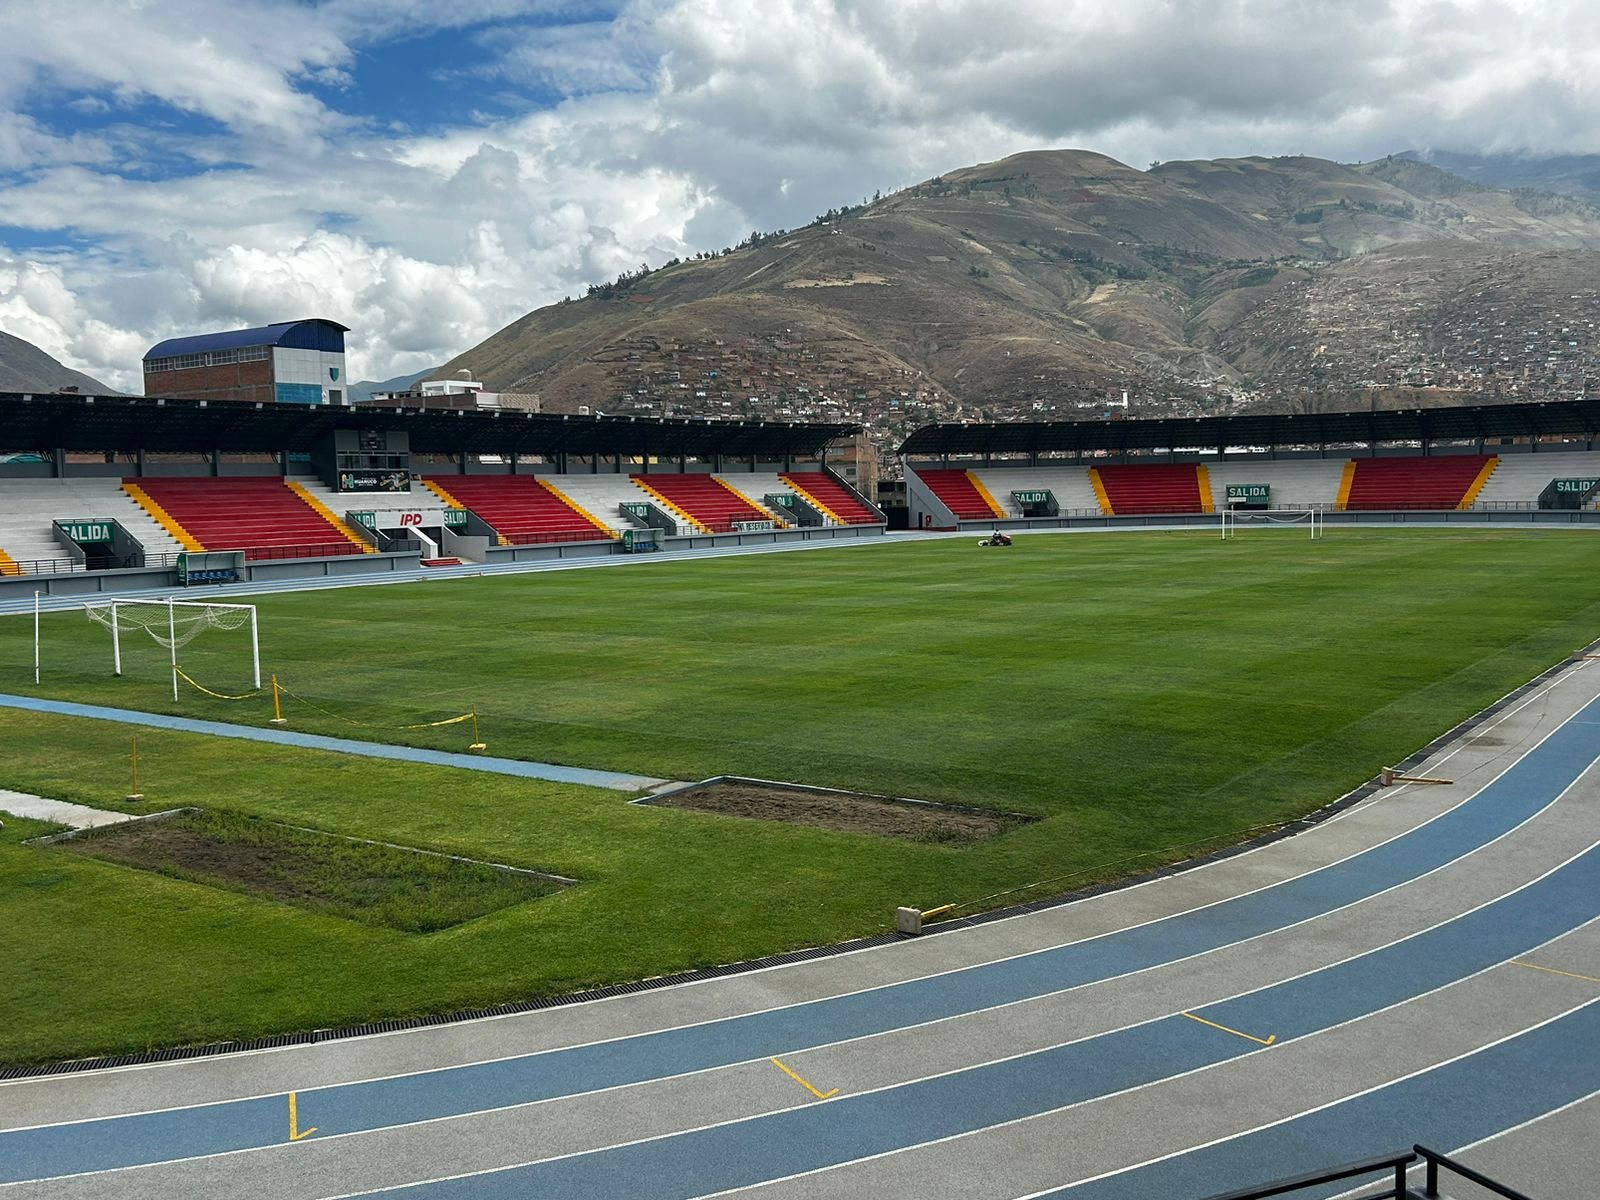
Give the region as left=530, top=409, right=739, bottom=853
left=144, top=345, right=271, bottom=373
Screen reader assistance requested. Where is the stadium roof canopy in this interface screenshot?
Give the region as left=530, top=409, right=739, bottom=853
left=0, top=392, right=859, bottom=459
left=897, top=398, right=1600, bottom=457
left=144, top=318, right=350, bottom=361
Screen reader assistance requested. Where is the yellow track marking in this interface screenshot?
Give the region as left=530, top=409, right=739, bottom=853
left=288, top=1091, right=318, bottom=1141
left=1510, top=960, right=1600, bottom=985
left=770, top=1057, right=839, bottom=1100
left=1182, top=1011, right=1277, bottom=1046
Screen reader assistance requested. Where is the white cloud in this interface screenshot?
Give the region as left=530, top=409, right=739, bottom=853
left=2, top=0, right=1599, bottom=391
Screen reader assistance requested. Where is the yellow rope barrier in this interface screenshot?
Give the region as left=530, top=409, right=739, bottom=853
left=173, top=668, right=482, bottom=742
left=174, top=666, right=263, bottom=701
left=272, top=681, right=477, bottom=730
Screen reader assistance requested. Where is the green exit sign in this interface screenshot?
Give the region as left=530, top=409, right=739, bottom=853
left=1226, top=484, right=1270, bottom=500
left=1013, top=490, right=1053, bottom=504
left=1553, top=479, right=1598, bottom=493
left=443, top=508, right=467, bottom=526
left=58, top=519, right=114, bottom=543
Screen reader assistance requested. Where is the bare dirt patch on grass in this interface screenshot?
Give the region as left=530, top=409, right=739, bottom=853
left=56, top=810, right=565, bottom=932
left=647, top=779, right=1033, bottom=843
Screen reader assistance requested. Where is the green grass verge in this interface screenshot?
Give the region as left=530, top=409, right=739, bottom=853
left=1, top=527, right=1598, bottom=1065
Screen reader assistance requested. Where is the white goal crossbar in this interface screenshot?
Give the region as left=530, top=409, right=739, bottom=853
left=1220, top=507, right=1324, bottom=540
left=85, top=598, right=260, bottom=700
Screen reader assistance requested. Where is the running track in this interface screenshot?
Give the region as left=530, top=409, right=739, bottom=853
left=4, top=648, right=1599, bottom=1196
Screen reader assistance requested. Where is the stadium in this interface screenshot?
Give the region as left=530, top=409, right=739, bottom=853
left=4, top=389, right=1600, bottom=1198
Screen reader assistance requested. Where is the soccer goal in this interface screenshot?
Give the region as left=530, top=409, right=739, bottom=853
left=1220, top=507, right=1324, bottom=540
left=85, top=598, right=261, bottom=700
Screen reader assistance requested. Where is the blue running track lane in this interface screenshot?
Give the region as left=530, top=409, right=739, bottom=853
left=6, top=692, right=1600, bottom=1187
left=1039, top=999, right=1600, bottom=1200
left=114, top=845, right=1600, bottom=1199
left=0, top=694, right=665, bottom=792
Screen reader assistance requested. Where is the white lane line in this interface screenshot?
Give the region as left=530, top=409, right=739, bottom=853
left=1000, top=996, right=1600, bottom=1200
left=305, top=969, right=1600, bottom=1200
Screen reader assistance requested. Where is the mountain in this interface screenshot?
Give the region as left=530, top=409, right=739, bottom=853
left=346, top=368, right=434, bottom=404
left=431, top=150, right=1600, bottom=447
left=1399, top=149, right=1600, bottom=206
left=0, top=329, right=115, bottom=395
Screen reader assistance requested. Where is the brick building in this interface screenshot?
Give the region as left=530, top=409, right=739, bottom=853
left=142, top=319, right=349, bottom=406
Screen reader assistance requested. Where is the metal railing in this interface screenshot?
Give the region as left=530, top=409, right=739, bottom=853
left=500, top=529, right=617, bottom=546
left=239, top=542, right=367, bottom=561
left=1200, top=1145, right=1530, bottom=1200
left=0, top=556, right=94, bottom=576
left=0, top=541, right=394, bottom=578
left=1416, top=1144, right=1532, bottom=1199
left=1201, top=1149, right=1416, bottom=1199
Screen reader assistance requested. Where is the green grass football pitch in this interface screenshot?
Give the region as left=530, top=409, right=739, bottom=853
left=2, top=526, right=1600, bottom=1064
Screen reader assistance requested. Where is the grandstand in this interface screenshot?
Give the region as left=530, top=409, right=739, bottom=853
left=628, top=472, right=781, bottom=533
left=126, top=476, right=371, bottom=559
left=901, top=399, right=1600, bottom=532
left=8, top=392, right=1600, bottom=596
left=0, top=392, right=880, bottom=596
left=422, top=475, right=615, bottom=545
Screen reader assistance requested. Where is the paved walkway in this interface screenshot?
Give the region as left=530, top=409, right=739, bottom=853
left=0, top=790, right=144, bottom=830
left=3, top=659, right=1598, bottom=1198
left=0, top=695, right=669, bottom=793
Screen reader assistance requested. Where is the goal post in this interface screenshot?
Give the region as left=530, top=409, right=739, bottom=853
left=85, top=598, right=261, bottom=700
left=1221, top=507, right=1324, bottom=540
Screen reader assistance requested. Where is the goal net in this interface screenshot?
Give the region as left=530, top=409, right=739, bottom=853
left=1220, top=508, right=1324, bottom=540
left=85, top=598, right=261, bottom=699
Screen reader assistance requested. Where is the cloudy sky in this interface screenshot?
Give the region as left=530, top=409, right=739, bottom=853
left=1, top=0, right=1595, bottom=392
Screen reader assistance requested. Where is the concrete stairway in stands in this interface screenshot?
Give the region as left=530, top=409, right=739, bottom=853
left=966, top=466, right=1102, bottom=517
left=1473, top=451, right=1600, bottom=507
left=0, top=477, right=187, bottom=571
left=1205, top=459, right=1351, bottom=511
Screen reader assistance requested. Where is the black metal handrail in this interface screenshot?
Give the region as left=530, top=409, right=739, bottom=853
left=1200, top=1149, right=1417, bottom=1199
left=1415, top=1144, right=1532, bottom=1200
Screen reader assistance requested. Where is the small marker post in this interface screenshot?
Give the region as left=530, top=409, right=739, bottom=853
left=127, top=735, right=144, bottom=802
left=269, top=675, right=287, bottom=724
left=468, top=710, right=486, bottom=752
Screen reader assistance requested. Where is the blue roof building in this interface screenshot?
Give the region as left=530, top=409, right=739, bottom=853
left=143, top=319, right=350, bottom=406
